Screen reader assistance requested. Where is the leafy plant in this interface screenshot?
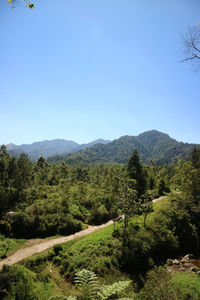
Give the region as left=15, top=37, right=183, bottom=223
left=74, top=269, right=100, bottom=300
left=97, top=280, right=132, bottom=300
left=49, top=269, right=132, bottom=300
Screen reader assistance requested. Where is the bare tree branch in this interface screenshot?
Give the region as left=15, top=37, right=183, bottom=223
left=181, top=25, right=200, bottom=69
left=180, top=54, right=200, bottom=63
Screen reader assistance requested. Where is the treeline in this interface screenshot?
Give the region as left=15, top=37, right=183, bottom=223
left=0, top=145, right=173, bottom=238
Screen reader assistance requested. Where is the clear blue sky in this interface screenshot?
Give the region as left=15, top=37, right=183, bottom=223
left=0, top=0, right=200, bottom=145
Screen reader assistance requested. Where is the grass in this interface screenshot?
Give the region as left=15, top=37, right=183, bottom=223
left=47, top=264, right=80, bottom=297
left=11, top=196, right=171, bottom=299
left=20, top=224, right=115, bottom=270
left=65, top=223, right=115, bottom=250
left=147, top=196, right=170, bottom=223
left=0, top=234, right=64, bottom=261
left=56, top=223, right=119, bottom=278
left=6, top=238, right=27, bottom=256
left=0, top=238, right=27, bottom=260
left=171, top=272, right=200, bottom=299
left=21, top=195, right=170, bottom=265
left=2, top=196, right=170, bottom=263
left=128, top=195, right=170, bottom=228
left=20, top=223, right=128, bottom=298
left=49, top=196, right=171, bottom=280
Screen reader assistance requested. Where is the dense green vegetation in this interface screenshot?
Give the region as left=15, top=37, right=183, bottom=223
left=0, top=143, right=200, bottom=299
left=48, top=130, right=197, bottom=165
left=0, top=144, right=172, bottom=239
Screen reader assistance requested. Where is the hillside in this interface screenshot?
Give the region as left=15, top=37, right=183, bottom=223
left=75, top=139, right=110, bottom=151
left=5, top=139, right=110, bottom=161
left=6, top=139, right=79, bottom=161
left=48, top=130, right=197, bottom=165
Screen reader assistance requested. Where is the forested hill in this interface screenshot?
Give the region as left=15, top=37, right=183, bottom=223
left=5, top=139, right=110, bottom=161
left=6, top=140, right=79, bottom=161
left=48, top=130, right=198, bottom=165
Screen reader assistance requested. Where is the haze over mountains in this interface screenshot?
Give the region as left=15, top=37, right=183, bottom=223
left=4, top=130, right=198, bottom=165
left=5, top=139, right=110, bottom=161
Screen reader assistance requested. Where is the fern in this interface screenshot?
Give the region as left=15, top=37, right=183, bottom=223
left=74, top=269, right=98, bottom=287
left=97, top=280, right=132, bottom=300
left=48, top=269, right=133, bottom=300
left=74, top=269, right=100, bottom=299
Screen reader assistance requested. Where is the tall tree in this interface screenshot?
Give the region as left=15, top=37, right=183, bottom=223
left=119, top=178, right=138, bottom=228
left=15, top=154, right=32, bottom=191
left=127, top=149, right=147, bottom=197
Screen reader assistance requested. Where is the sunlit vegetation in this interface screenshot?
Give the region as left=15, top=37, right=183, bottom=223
left=48, top=130, right=195, bottom=165
left=0, top=144, right=200, bottom=299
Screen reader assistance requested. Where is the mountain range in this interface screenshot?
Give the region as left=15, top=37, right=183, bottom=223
left=5, top=139, right=110, bottom=161
left=4, top=130, right=199, bottom=164
left=48, top=130, right=198, bottom=165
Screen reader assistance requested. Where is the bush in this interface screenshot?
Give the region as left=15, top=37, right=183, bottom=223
left=53, top=244, right=63, bottom=255
left=0, top=265, right=52, bottom=300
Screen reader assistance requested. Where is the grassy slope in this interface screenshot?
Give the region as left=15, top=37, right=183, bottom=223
left=3, top=195, right=199, bottom=300
left=0, top=196, right=173, bottom=299
left=171, top=272, right=200, bottom=299
left=22, top=197, right=169, bottom=264
left=20, top=223, right=131, bottom=298
left=1, top=194, right=169, bottom=261
left=65, top=222, right=114, bottom=248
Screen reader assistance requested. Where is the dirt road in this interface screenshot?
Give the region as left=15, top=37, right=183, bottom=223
left=152, top=195, right=166, bottom=203
left=0, top=195, right=166, bottom=270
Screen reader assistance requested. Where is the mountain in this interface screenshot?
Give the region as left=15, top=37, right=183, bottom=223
left=48, top=130, right=198, bottom=165
left=74, top=139, right=111, bottom=152
left=6, top=139, right=79, bottom=161
left=5, top=139, right=110, bottom=161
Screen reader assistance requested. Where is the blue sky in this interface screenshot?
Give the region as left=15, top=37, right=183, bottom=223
left=0, top=0, right=200, bottom=145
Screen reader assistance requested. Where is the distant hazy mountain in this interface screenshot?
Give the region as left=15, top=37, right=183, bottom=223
left=5, top=139, right=110, bottom=161
left=48, top=130, right=198, bottom=165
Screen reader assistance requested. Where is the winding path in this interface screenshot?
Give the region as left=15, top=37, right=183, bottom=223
left=0, top=195, right=166, bottom=270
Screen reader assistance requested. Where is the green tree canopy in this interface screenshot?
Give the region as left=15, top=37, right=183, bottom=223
left=127, top=149, right=147, bottom=197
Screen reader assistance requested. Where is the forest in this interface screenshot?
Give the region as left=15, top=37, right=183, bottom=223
left=0, top=144, right=200, bottom=299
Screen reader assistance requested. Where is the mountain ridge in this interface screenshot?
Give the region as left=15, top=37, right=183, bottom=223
left=3, top=130, right=199, bottom=164
left=47, top=130, right=199, bottom=165
left=4, top=139, right=110, bottom=161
